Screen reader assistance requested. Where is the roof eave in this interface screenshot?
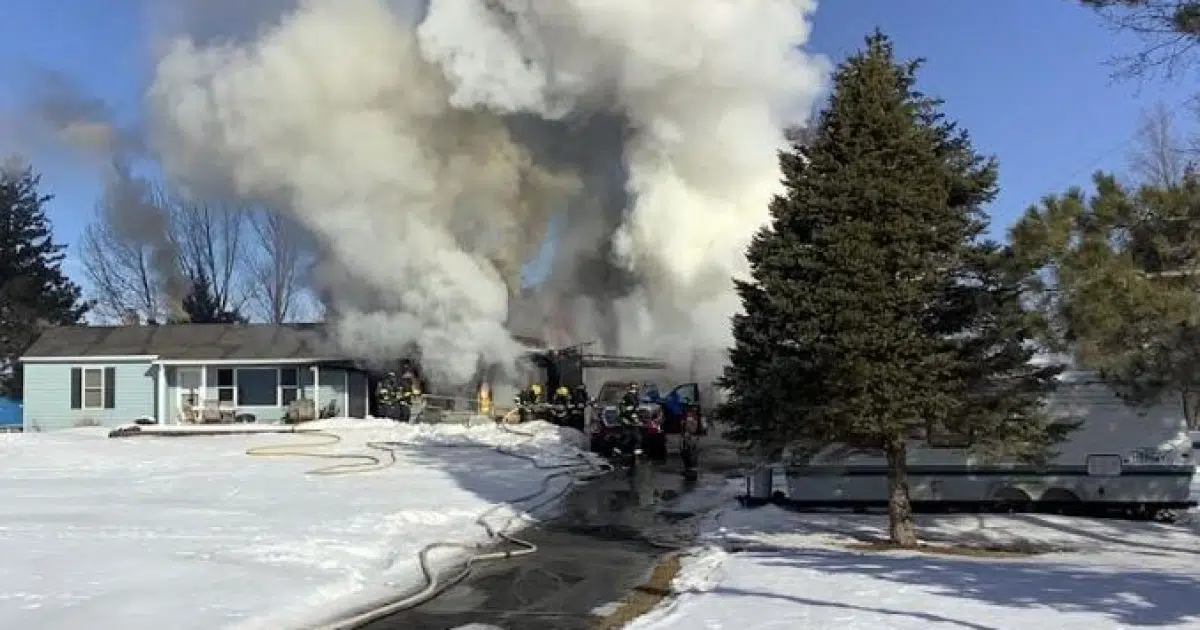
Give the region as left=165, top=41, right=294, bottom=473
left=19, top=355, right=161, bottom=363
left=154, top=357, right=347, bottom=365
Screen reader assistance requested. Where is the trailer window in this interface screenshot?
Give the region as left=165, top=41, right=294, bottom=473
left=927, top=420, right=971, bottom=447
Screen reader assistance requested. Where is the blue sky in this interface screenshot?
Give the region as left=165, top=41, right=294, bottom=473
left=0, top=0, right=1194, bottom=288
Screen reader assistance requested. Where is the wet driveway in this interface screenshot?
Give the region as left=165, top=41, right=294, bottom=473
left=358, top=438, right=743, bottom=630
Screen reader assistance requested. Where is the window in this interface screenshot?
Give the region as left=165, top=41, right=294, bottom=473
left=83, top=369, right=103, bottom=409
left=216, top=368, right=235, bottom=403
left=280, top=368, right=300, bottom=405
left=70, top=367, right=115, bottom=410
left=236, top=368, right=279, bottom=406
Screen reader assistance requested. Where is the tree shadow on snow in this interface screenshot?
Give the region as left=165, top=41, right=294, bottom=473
left=752, top=547, right=1199, bottom=627
left=708, top=585, right=1002, bottom=630
left=1000, top=514, right=1200, bottom=557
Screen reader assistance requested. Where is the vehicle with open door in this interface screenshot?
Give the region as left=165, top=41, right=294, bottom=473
left=589, top=380, right=705, bottom=464
left=656, top=382, right=705, bottom=436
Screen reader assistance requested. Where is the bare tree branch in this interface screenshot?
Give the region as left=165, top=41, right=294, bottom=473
left=78, top=215, right=164, bottom=323
left=79, top=171, right=255, bottom=323
left=1129, top=101, right=1189, bottom=186
left=77, top=166, right=179, bottom=324
left=167, top=193, right=248, bottom=316
left=245, top=207, right=307, bottom=323
left=1082, top=0, right=1200, bottom=78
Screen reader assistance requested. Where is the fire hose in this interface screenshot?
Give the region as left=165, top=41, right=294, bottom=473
left=246, top=412, right=613, bottom=629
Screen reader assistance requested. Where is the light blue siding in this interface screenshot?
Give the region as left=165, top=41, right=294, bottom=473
left=22, top=360, right=156, bottom=431
left=22, top=360, right=366, bottom=430
left=164, top=364, right=354, bottom=423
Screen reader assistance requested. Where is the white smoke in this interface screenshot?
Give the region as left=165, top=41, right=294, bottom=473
left=146, top=0, right=827, bottom=383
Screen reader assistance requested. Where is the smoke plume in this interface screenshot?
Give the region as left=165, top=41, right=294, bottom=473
left=147, top=0, right=826, bottom=383
left=22, top=70, right=190, bottom=317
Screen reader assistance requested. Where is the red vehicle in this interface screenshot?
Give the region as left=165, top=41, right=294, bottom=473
left=589, top=381, right=704, bottom=464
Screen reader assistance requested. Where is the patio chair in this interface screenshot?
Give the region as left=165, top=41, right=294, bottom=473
left=218, top=400, right=237, bottom=423
left=284, top=398, right=316, bottom=424
left=200, top=400, right=222, bottom=424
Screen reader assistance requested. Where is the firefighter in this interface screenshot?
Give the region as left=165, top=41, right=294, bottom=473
left=618, top=382, right=641, bottom=423
left=376, top=371, right=400, bottom=420
left=396, top=370, right=423, bottom=423
left=530, top=383, right=548, bottom=422
left=568, top=384, right=589, bottom=432
left=616, top=382, right=643, bottom=456
left=549, top=385, right=571, bottom=426
left=515, top=383, right=542, bottom=423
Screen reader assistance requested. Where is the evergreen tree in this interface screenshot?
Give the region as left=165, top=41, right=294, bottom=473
left=1010, top=171, right=1200, bottom=427
left=718, top=32, right=1063, bottom=545
left=0, top=161, right=90, bottom=396
left=175, top=271, right=247, bottom=324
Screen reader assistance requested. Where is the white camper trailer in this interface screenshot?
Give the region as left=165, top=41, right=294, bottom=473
left=784, top=370, right=1196, bottom=516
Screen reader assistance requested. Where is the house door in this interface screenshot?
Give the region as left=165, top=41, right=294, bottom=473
left=176, top=367, right=204, bottom=421
left=348, top=371, right=368, bottom=419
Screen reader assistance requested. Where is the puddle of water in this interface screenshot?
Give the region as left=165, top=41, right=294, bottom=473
left=359, top=465, right=730, bottom=629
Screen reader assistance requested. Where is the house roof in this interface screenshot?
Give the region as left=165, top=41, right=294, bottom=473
left=20, top=323, right=549, bottom=362
left=21, top=323, right=339, bottom=361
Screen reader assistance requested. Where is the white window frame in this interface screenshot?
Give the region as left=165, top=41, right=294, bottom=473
left=215, top=368, right=237, bottom=405
left=279, top=367, right=301, bottom=406
left=213, top=367, right=290, bottom=407
left=80, top=367, right=106, bottom=410
left=201, top=366, right=313, bottom=407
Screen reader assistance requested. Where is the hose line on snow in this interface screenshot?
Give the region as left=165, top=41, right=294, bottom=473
left=244, top=430, right=402, bottom=475
left=319, top=422, right=612, bottom=629
left=244, top=416, right=612, bottom=630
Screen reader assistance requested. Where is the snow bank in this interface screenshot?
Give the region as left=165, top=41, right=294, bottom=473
left=0, top=419, right=597, bottom=630
left=624, top=477, right=1200, bottom=630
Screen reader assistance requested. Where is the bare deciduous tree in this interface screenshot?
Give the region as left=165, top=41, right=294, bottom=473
left=78, top=169, right=180, bottom=324
left=79, top=213, right=164, bottom=323
left=1082, top=0, right=1200, bottom=78
left=1129, top=101, right=1189, bottom=187
left=169, top=196, right=247, bottom=316
left=80, top=170, right=252, bottom=323
left=245, top=207, right=308, bottom=323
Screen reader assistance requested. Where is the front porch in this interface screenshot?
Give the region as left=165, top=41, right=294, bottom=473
left=154, top=359, right=370, bottom=425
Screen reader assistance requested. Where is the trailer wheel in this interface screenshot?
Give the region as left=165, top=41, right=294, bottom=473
left=1132, top=503, right=1164, bottom=521
left=1039, top=487, right=1082, bottom=515
left=990, top=486, right=1033, bottom=513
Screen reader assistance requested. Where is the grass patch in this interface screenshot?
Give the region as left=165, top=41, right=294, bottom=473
left=590, top=554, right=682, bottom=629
left=843, top=539, right=1051, bottom=558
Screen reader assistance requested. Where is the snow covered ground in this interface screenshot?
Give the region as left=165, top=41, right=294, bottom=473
left=0, top=418, right=600, bottom=630
left=629, top=472, right=1200, bottom=630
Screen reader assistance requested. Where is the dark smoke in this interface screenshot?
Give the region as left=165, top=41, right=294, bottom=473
left=23, top=70, right=190, bottom=315
left=504, top=111, right=641, bottom=351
